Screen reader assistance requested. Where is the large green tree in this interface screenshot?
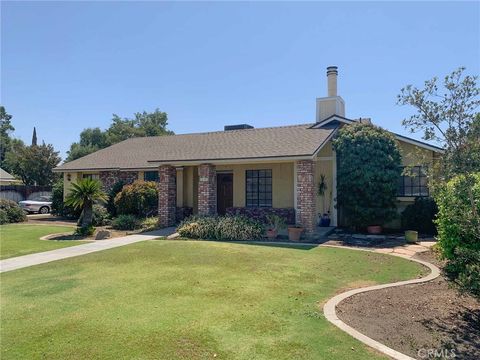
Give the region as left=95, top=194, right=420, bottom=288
left=66, top=109, right=173, bottom=162
left=5, top=141, right=61, bottom=186
left=0, top=106, right=15, bottom=172
left=397, top=67, right=480, bottom=178
left=333, top=122, right=402, bottom=229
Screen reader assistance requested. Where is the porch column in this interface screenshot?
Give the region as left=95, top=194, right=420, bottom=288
left=158, top=165, right=177, bottom=227
left=296, top=159, right=317, bottom=234
left=198, top=164, right=217, bottom=216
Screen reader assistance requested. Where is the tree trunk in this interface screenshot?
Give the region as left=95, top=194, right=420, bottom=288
left=82, top=202, right=93, bottom=227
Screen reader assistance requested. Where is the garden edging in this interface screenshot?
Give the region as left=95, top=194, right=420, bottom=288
left=323, top=249, right=440, bottom=360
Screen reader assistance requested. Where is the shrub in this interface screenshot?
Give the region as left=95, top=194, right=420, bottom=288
left=141, top=217, right=159, bottom=231
left=177, top=215, right=264, bottom=241
left=401, top=197, right=438, bottom=234
left=51, top=178, right=81, bottom=219
left=0, top=209, right=9, bottom=225
left=74, top=225, right=95, bottom=236
left=333, top=123, right=402, bottom=229
left=106, top=180, right=125, bottom=217
left=114, top=181, right=158, bottom=217
left=435, top=173, right=480, bottom=297
left=435, top=173, right=480, bottom=259
left=444, top=248, right=480, bottom=298
left=0, top=199, right=27, bottom=224
left=91, top=204, right=109, bottom=226
left=112, top=214, right=139, bottom=230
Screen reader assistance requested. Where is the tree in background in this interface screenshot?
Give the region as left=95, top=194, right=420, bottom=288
left=333, top=122, right=402, bottom=229
left=0, top=106, right=15, bottom=172
left=66, top=109, right=173, bottom=162
left=5, top=141, right=61, bottom=186
left=398, top=67, right=480, bottom=297
left=397, top=67, right=480, bottom=178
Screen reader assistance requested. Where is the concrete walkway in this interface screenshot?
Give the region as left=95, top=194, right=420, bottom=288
left=0, top=228, right=176, bottom=273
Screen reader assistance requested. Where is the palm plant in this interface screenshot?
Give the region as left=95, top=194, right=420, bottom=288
left=65, top=178, right=108, bottom=228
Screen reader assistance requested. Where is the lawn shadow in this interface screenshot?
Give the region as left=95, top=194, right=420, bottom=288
left=238, top=242, right=319, bottom=251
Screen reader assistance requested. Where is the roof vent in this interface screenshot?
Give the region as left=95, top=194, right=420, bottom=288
left=224, top=124, right=254, bottom=131
left=358, top=118, right=372, bottom=125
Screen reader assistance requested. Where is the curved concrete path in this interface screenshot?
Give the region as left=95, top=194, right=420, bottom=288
left=0, top=228, right=175, bottom=273
left=323, top=247, right=440, bottom=360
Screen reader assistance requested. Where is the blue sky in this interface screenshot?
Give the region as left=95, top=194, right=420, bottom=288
left=2, top=1, right=479, bottom=159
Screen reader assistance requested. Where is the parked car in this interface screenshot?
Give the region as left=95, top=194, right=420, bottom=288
left=18, top=196, right=52, bottom=214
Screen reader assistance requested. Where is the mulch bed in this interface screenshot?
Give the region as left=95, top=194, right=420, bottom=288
left=336, top=250, right=480, bottom=359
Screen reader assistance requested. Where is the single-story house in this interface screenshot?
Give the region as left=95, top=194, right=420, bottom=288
left=54, top=67, right=443, bottom=233
left=0, top=168, right=21, bottom=186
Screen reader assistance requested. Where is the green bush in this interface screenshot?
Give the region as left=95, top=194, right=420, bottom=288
left=91, top=204, right=109, bottom=226
left=0, top=209, right=9, bottom=225
left=112, top=214, right=139, bottom=230
left=0, top=199, right=27, bottom=224
left=74, top=225, right=95, bottom=236
left=435, top=173, right=480, bottom=298
left=141, top=217, right=159, bottom=231
left=106, top=180, right=125, bottom=217
left=51, top=178, right=81, bottom=219
left=177, top=215, right=264, bottom=241
left=435, top=173, right=480, bottom=259
left=444, top=248, right=480, bottom=298
left=401, top=197, right=438, bottom=234
left=333, top=123, right=402, bottom=229
left=114, top=181, right=158, bottom=217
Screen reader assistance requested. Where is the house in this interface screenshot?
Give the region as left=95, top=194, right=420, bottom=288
left=0, top=168, right=21, bottom=185
left=54, top=67, right=443, bottom=233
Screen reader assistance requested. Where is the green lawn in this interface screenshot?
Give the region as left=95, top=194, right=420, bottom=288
left=0, top=224, right=84, bottom=259
left=1, top=240, right=426, bottom=359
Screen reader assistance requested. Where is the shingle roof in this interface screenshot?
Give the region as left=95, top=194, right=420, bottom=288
left=55, top=124, right=335, bottom=171
left=0, top=168, right=16, bottom=180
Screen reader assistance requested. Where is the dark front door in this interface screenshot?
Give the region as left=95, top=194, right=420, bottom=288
left=217, top=173, right=233, bottom=215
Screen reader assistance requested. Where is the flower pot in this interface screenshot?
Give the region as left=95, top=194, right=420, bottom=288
left=405, top=230, right=418, bottom=243
left=288, top=227, right=303, bottom=241
left=367, top=225, right=382, bottom=234
left=266, top=229, right=278, bottom=240
left=320, top=217, right=331, bottom=227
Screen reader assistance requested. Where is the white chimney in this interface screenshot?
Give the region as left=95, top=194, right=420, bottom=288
left=316, top=66, right=345, bottom=122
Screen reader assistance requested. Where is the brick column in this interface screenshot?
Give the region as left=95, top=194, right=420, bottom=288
left=158, top=165, right=177, bottom=227
left=296, top=160, right=317, bottom=234
left=198, top=164, right=217, bottom=216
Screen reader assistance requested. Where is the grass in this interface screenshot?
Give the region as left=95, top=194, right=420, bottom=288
left=1, top=240, right=426, bottom=359
left=0, top=224, right=86, bottom=259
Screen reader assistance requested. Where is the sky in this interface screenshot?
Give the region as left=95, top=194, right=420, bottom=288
left=1, top=1, right=479, bottom=160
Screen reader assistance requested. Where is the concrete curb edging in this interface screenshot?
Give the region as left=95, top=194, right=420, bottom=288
left=323, top=249, right=440, bottom=360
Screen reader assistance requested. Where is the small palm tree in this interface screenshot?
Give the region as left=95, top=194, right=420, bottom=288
left=65, top=178, right=108, bottom=228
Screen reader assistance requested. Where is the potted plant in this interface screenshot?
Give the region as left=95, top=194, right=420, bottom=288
left=266, top=214, right=286, bottom=240
left=288, top=225, right=304, bottom=241
left=317, top=175, right=331, bottom=226
left=405, top=230, right=418, bottom=243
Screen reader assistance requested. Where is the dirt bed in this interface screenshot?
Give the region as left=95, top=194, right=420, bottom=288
left=336, top=251, right=479, bottom=359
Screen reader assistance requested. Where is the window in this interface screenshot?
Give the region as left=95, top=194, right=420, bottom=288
left=82, top=174, right=99, bottom=180
left=144, top=171, right=159, bottom=182
left=397, top=166, right=429, bottom=197
left=246, top=169, right=272, bottom=207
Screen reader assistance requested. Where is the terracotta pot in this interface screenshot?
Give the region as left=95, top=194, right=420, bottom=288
left=367, top=225, right=382, bottom=234
left=266, top=229, right=278, bottom=240
left=288, top=227, right=304, bottom=241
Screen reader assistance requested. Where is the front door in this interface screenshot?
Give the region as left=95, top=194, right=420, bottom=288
left=217, top=173, right=233, bottom=215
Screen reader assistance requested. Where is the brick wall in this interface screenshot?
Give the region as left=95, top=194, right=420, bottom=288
left=99, top=171, right=138, bottom=192
left=198, top=164, right=217, bottom=216
left=158, top=165, right=177, bottom=227
left=296, top=160, right=317, bottom=234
